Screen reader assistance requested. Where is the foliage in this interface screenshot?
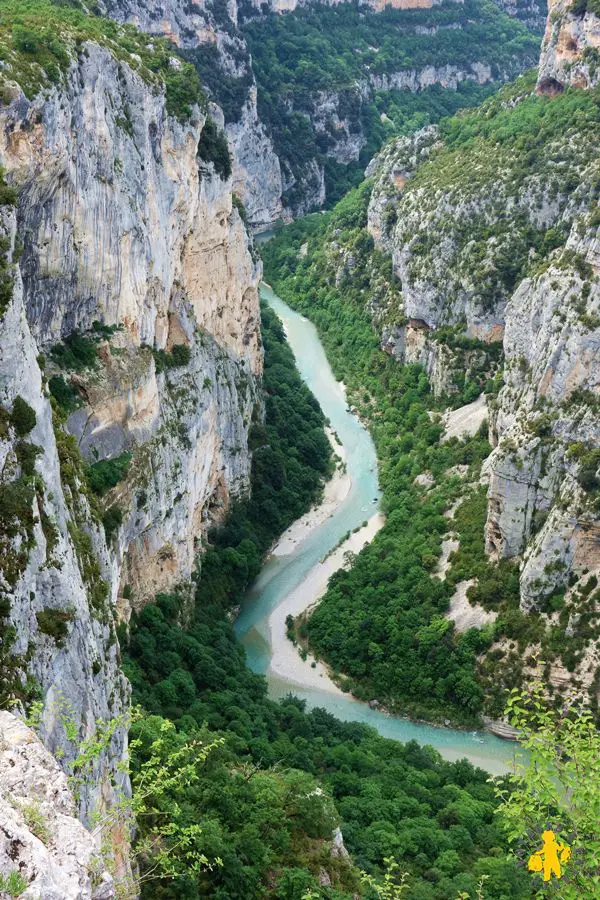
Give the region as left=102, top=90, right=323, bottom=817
left=35, top=607, right=73, bottom=646
left=0, top=169, right=16, bottom=320
left=19, top=800, right=50, bottom=844
left=0, top=871, right=29, bottom=898
left=127, top=718, right=224, bottom=886
left=0, top=474, right=37, bottom=587
left=0, top=0, right=205, bottom=120
left=102, top=503, right=122, bottom=543
left=10, top=395, right=36, bottom=436
left=124, top=590, right=529, bottom=899
left=152, top=343, right=192, bottom=374
left=119, top=305, right=527, bottom=898
left=184, top=43, right=253, bottom=124
left=48, top=374, right=82, bottom=412
left=361, top=859, right=410, bottom=899
left=197, top=117, right=232, bottom=180
left=496, top=683, right=600, bottom=898
left=392, top=74, right=600, bottom=318
left=51, top=331, right=99, bottom=370
left=86, top=451, right=131, bottom=496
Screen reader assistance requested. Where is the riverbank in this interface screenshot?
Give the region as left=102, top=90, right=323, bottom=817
left=271, top=428, right=350, bottom=558
left=269, top=511, right=385, bottom=693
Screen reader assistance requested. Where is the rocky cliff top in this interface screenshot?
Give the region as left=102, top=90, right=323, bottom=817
left=0, top=711, right=115, bottom=899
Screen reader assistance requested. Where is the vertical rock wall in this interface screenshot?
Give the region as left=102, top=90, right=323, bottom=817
left=0, top=37, right=263, bottom=830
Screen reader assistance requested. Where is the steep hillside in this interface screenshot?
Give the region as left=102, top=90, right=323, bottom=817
left=97, top=0, right=286, bottom=230
left=263, top=67, right=600, bottom=723
left=252, top=0, right=547, bottom=34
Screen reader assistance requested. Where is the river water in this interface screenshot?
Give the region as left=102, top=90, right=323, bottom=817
left=234, top=284, right=519, bottom=776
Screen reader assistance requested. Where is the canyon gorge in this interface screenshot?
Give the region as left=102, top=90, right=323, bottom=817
left=0, top=0, right=599, bottom=896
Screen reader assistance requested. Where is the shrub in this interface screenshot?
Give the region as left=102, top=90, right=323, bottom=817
left=48, top=375, right=81, bottom=412
left=102, top=504, right=123, bottom=543
left=36, top=607, right=74, bottom=646
left=152, top=344, right=191, bottom=373
left=51, top=331, right=98, bottom=370
left=10, top=396, right=36, bottom=436
left=15, top=441, right=41, bottom=476
left=87, top=452, right=132, bottom=496
left=197, top=118, right=232, bottom=180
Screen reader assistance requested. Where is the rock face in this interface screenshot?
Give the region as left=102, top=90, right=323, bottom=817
left=493, top=0, right=547, bottom=31
left=366, top=124, right=507, bottom=395
left=538, top=0, right=600, bottom=92
left=0, top=205, right=129, bottom=826
left=100, top=0, right=539, bottom=224
left=0, top=711, right=114, bottom=899
left=366, top=89, right=600, bottom=611
left=99, top=0, right=285, bottom=230
left=0, top=28, right=262, bottom=851
left=1, top=42, right=262, bottom=601
left=484, top=223, right=600, bottom=611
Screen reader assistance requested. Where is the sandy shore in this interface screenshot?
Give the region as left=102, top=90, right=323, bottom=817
left=268, top=511, right=385, bottom=694
left=271, top=428, right=351, bottom=557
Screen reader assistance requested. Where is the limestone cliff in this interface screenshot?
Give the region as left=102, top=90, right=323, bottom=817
left=0, top=711, right=114, bottom=899
left=538, top=0, right=600, bottom=92
left=98, top=0, right=539, bottom=224
left=0, top=18, right=262, bottom=863
left=0, top=201, right=129, bottom=828
left=99, top=0, right=285, bottom=230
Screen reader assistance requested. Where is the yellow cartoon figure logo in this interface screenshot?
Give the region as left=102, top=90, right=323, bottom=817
left=528, top=830, right=571, bottom=882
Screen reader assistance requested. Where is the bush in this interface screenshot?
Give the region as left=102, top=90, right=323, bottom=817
left=15, top=441, right=41, bottom=476
left=48, top=375, right=81, bottom=412
left=87, top=452, right=132, bottom=496
left=51, top=331, right=98, bottom=370
left=10, top=396, right=36, bottom=436
left=152, top=344, right=191, bottom=373
left=36, top=608, right=73, bottom=646
left=102, top=504, right=123, bottom=543
left=197, top=118, right=232, bottom=180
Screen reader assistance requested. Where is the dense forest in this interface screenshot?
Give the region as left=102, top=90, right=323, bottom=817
left=241, top=0, right=538, bottom=205
left=122, top=305, right=530, bottom=899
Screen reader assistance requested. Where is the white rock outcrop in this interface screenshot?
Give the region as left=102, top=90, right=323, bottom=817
left=0, top=711, right=114, bottom=899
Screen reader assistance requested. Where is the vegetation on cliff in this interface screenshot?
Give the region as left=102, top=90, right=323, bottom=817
left=260, top=73, right=600, bottom=724
left=0, top=0, right=205, bottom=120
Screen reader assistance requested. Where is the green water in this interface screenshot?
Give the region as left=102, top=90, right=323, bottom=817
left=234, top=284, right=520, bottom=776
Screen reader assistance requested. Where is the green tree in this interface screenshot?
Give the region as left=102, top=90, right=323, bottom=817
left=496, top=682, right=600, bottom=898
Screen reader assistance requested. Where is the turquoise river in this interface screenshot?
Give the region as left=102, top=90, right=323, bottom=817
left=234, top=284, right=521, bottom=777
